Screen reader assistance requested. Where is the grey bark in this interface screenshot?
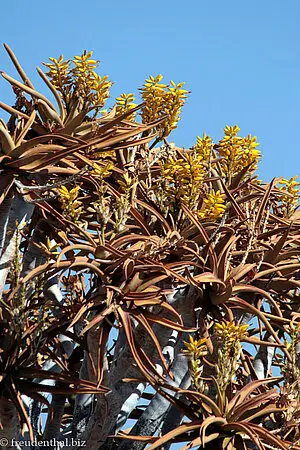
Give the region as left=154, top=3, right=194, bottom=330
left=252, top=333, right=275, bottom=380
left=118, top=352, right=190, bottom=450
left=117, top=287, right=196, bottom=450
left=72, top=351, right=95, bottom=436
left=0, top=194, right=34, bottom=447
left=81, top=322, right=167, bottom=449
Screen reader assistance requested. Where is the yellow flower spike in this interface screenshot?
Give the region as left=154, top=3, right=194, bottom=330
left=214, top=321, right=249, bottom=393
left=161, top=153, right=204, bottom=207
left=141, top=75, right=188, bottom=138
left=118, top=172, right=137, bottom=194
left=45, top=50, right=112, bottom=111
left=198, top=189, right=226, bottom=220
left=57, top=185, right=83, bottom=223
left=115, top=93, right=137, bottom=120
left=195, top=133, right=213, bottom=162
left=183, top=335, right=207, bottom=357
left=57, top=185, right=69, bottom=196
left=277, top=175, right=300, bottom=217
left=44, top=55, right=71, bottom=93
left=215, top=321, right=249, bottom=343
left=215, top=125, right=261, bottom=178
left=183, top=336, right=208, bottom=393
left=91, top=162, right=113, bottom=179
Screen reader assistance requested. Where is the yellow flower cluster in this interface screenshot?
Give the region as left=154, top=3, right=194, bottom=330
left=184, top=336, right=208, bottom=393
left=163, top=80, right=188, bottom=136
left=118, top=172, right=137, bottom=194
left=57, top=185, right=82, bottom=222
left=215, top=321, right=248, bottom=344
left=73, top=51, right=98, bottom=71
left=44, top=55, right=71, bottom=95
left=162, top=153, right=204, bottom=204
left=72, top=51, right=112, bottom=107
left=115, top=93, right=137, bottom=120
left=198, top=189, right=226, bottom=220
left=285, top=322, right=300, bottom=352
left=195, top=132, right=213, bottom=161
left=277, top=175, right=300, bottom=217
left=183, top=335, right=207, bottom=358
left=141, top=75, right=188, bottom=138
left=91, top=162, right=113, bottom=180
left=141, top=74, right=166, bottom=124
left=216, top=125, right=260, bottom=178
left=57, top=185, right=80, bottom=202
left=216, top=321, right=248, bottom=393
left=44, top=51, right=112, bottom=110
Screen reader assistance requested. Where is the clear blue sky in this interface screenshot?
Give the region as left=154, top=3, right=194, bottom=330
left=1, top=0, right=300, bottom=182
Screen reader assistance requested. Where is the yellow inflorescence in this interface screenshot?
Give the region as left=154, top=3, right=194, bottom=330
left=162, top=80, right=189, bottom=136
left=72, top=52, right=112, bottom=107
left=43, top=55, right=71, bottom=94
left=44, top=55, right=71, bottom=92
left=141, top=74, right=166, bottom=126
left=162, top=153, right=204, bottom=204
left=183, top=335, right=208, bottom=358
left=44, top=56, right=71, bottom=100
left=44, top=51, right=112, bottom=109
left=198, top=189, right=226, bottom=220
left=57, top=185, right=80, bottom=202
left=277, top=175, right=300, bottom=216
left=215, top=321, right=249, bottom=343
left=141, top=75, right=188, bottom=138
left=115, top=93, right=137, bottom=120
left=91, top=162, right=113, bottom=180
left=195, top=132, right=213, bottom=161
left=184, top=336, right=208, bottom=393
left=216, top=125, right=260, bottom=177
left=215, top=321, right=248, bottom=393
left=118, top=172, right=137, bottom=194
left=57, top=185, right=82, bottom=222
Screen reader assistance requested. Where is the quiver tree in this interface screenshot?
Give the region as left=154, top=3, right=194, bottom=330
left=0, top=45, right=300, bottom=450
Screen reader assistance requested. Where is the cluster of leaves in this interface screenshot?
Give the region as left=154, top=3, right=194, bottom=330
left=0, top=44, right=300, bottom=450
